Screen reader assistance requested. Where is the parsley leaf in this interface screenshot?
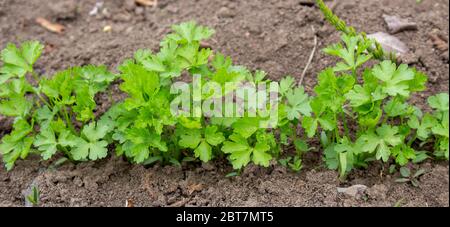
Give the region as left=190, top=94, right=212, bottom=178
left=221, top=134, right=272, bottom=169
left=356, top=124, right=403, bottom=162
left=372, top=61, right=415, bottom=97
left=285, top=86, right=312, bottom=120
left=0, top=119, right=34, bottom=170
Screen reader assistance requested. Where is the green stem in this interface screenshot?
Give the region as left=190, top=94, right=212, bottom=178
left=334, top=114, right=340, bottom=142
left=329, top=131, right=334, bottom=146
left=62, top=107, right=76, bottom=135
left=382, top=115, right=388, bottom=125
left=31, top=71, right=40, bottom=83
left=407, top=133, right=417, bottom=147
left=37, top=93, right=52, bottom=108
left=31, top=85, right=52, bottom=108
left=108, top=89, right=113, bottom=104
left=352, top=68, right=357, bottom=80
left=315, top=0, right=396, bottom=63
left=341, top=112, right=350, bottom=138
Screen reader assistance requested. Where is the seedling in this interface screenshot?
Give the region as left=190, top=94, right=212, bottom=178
left=0, top=6, right=448, bottom=179
left=26, top=186, right=40, bottom=206
left=395, top=167, right=426, bottom=187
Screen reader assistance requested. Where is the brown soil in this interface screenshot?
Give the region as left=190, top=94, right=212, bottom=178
left=0, top=0, right=449, bottom=207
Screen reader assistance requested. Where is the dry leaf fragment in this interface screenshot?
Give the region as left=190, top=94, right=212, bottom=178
left=187, top=183, right=204, bottom=195
left=367, top=32, right=409, bottom=55
left=35, top=17, right=65, bottom=34
left=135, top=0, right=157, bottom=7
left=429, top=33, right=448, bottom=51
left=125, top=199, right=134, bottom=207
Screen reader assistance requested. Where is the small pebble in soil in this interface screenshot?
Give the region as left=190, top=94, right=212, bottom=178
left=217, top=7, right=235, bottom=18
left=135, top=7, right=145, bottom=15
left=383, top=14, right=417, bottom=34
left=337, top=184, right=367, bottom=197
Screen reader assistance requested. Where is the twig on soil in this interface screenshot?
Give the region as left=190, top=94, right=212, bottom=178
left=299, top=25, right=318, bottom=86
left=35, top=17, right=65, bottom=34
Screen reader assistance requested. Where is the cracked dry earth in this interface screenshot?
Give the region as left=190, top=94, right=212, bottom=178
left=0, top=0, right=449, bottom=206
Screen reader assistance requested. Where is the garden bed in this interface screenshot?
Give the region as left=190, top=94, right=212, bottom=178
left=0, top=0, right=448, bottom=206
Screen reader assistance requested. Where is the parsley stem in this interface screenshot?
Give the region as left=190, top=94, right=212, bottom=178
left=341, top=112, right=350, bottom=138
left=334, top=114, right=340, bottom=141
left=31, top=71, right=40, bottom=84
left=352, top=68, right=357, bottom=79
left=62, top=107, right=76, bottom=135
left=407, top=133, right=417, bottom=147
left=37, top=93, right=51, bottom=108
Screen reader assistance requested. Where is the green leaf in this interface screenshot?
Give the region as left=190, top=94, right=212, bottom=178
left=119, top=63, right=160, bottom=108
left=324, top=145, right=338, bottom=170
left=408, top=69, right=427, bottom=92
left=0, top=94, right=32, bottom=117
left=345, top=85, right=371, bottom=107
left=224, top=147, right=252, bottom=169
left=302, top=116, right=318, bottom=138
left=356, top=124, right=402, bottom=162
left=372, top=61, right=415, bottom=97
left=294, top=139, right=308, bottom=153
left=221, top=133, right=272, bottom=169
left=323, top=34, right=372, bottom=72
left=392, top=145, right=416, bottom=166
left=170, top=21, right=215, bottom=44
left=408, top=114, right=437, bottom=140
left=204, top=125, right=225, bottom=146
left=21, top=41, right=44, bottom=67
left=313, top=69, right=353, bottom=112
left=285, top=86, right=312, bottom=120
left=58, top=130, right=78, bottom=147
left=72, top=139, right=108, bottom=161
left=252, top=142, right=271, bottom=167
left=73, top=65, right=116, bottom=94
left=72, top=121, right=112, bottom=161
left=0, top=119, right=34, bottom=170
left=33, top=128, right=58, bottom=160
left=399, top=167, right=411, bottom=178
left=384, top=97, right=411, bottom=117
left=179, top=128, right=202, bottom=149
left=428, top=93, right=449, bottom=112
left=194, top=141, right=212, bottom=162
left=232, top=118, right=259, bottom=138
left=124, top=127, right=168, bottom=163
left=1, top=41, right=43, bottom=78
left=279, top=76, right=295, bottom=96
left=221, top=136, right=249, bottom=155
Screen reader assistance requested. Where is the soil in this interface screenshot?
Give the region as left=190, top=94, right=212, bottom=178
left=0, top=0, right=449, bottom=207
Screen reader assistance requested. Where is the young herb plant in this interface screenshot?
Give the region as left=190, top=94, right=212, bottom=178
left=0, top=8, right=448, bottom=179
left=0, top=41, right=117, bottom=170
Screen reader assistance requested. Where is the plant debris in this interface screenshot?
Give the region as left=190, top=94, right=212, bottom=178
left=135, top=0, right=158, bottom=7
left=35, top=17, right=65, bottom=34
left=367, top=32, right=409, bottom=55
